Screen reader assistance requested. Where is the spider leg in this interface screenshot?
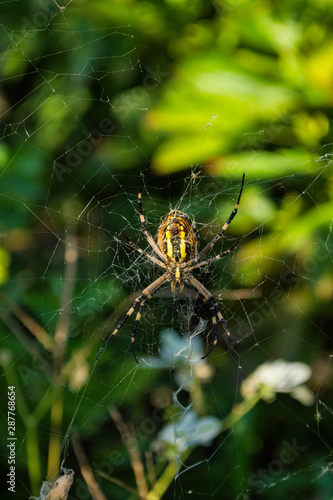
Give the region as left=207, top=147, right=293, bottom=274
left=201, top=300, right=231, bottom=359
left=122, top=230, right=167, bottom=269
left=97, top=298, right=141, bottom=359
left=97, top=274, right=168, bottom=361
left=138, top=175, right=168, bottom=262
left=187, top=275, right=231, bottom=359
left=131, top=297, right=147, bottom=364
left=198, top=173, right=245, bottom=258
left=204, top=301, right=218, bottom=359
left=189, top=240, right=240, bottom=271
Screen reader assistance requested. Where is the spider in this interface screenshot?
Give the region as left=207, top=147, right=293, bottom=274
left=97, top=173, right=245, bottom=363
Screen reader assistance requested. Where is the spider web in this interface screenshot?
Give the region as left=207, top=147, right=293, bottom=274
left=0, top=2, right=333, bottom=500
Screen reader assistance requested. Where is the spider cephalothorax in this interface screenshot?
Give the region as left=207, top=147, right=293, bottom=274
left=98, top=173, right=245, bottom=363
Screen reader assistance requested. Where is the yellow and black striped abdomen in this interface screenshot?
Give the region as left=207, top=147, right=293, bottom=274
left=157, top=210, right=198, bottom=262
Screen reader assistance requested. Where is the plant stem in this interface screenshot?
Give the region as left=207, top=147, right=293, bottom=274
left=47, top=234, right=77, bottom=479
left=25, top=416, right=41, bottom=495
left=146, top=460, right=177, bottom=500
left=221, top=395, right=260, bottom=433
left=0, top=352, right=41, bottom=494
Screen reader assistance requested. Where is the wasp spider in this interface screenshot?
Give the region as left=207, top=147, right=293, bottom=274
left=98, top=173, right=245, bottom=363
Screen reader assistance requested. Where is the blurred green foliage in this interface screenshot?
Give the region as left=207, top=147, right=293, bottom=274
left=0, top=0, right=333, bottom=499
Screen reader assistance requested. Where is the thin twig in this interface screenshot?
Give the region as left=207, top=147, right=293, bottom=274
left=0, top=292, right=55, bottom=351
left=54, top=234, right=78, bottom=357
left=217, top=288, right=262, bottom=300
left=0, top=309, right=53, bottom=380
left=96, top=470, right=140, bottom=497
left=155, top=287, right=261, bottom=300
left=109, top=406, right=148, bottom=498
left=145, top=450, right=156, bottom=488
left=71, top=432, right=108, bottom=500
